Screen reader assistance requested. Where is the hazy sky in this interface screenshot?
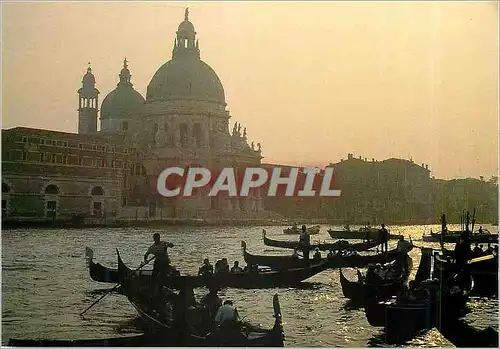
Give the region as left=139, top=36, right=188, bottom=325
left=2, top=1, right=498, bottom=180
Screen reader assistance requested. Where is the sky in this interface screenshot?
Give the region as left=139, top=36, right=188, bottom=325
left=2, top=1, right=498, bottom=180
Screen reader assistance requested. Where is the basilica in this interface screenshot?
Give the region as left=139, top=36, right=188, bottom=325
left=2, top=9, right=268, bottom=223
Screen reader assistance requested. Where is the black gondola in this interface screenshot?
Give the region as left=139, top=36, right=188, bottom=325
left=242, top=241, right=412, bottom=270
left=339, top=254, right=413, bottom=303
left=119, top=271, right=285, bottom=347
left=262, top=230, right=381, bottom=252
left=117, top=250, right=328, bottom=289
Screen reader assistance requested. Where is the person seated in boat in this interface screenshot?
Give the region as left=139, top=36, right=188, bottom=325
left=379, top=224, right=389, bottom=252
left=144, top=233, right=174, bottom=291
left=201, top=287, right=223, bottom=319
left=472, top=243, right=481, bottom=256
left=313, top=248, right=322, bottom=261
left=218, top=258, right=230, bottom=273
left=327, top=250, right=335, bottom=259
left=292, top=249, right=300, bottom=258
left=230, top=261, right=243, bottom=273
left=479, top=244, right=485, bottom=256
left=356, top=269, right=364, bottom=283
left=478, top=226, right=483, bottom=234
left=215, top=300, right=239, bottom=329
left=198, top=258, right=214, bottom=276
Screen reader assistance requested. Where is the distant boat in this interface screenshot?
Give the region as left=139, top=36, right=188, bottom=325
left=328, top=226, right=403, bottom=240
left=283, top=225, right=320, bottom=235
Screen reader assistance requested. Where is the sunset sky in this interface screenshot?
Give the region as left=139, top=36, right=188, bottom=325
left=2, top=1, right=498, bottom=180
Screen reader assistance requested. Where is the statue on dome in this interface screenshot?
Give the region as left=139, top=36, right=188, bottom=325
left=243, top=127, right=247, bottom=139
left=237, top=124, right=241, bottom=136
left=232, top=123, right=237, bottom=136
left=257, top=143, right=261, bottom=152
left=251, top=142, right=255, bottom=150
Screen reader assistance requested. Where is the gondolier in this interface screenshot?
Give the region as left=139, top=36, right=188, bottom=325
left=299, top=225, right=311, bottom=261
left=144, top=233, right=174, bottom=286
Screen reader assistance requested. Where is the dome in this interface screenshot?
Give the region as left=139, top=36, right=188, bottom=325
left=178, top=20, right=195, bottom=33
left=146, top=55, right=226, bottom=105
left=101, top=87, right=145, bottom=119
left=101, top=59, right=145, bottom=119
left=83, top=68, right=95, bottom=86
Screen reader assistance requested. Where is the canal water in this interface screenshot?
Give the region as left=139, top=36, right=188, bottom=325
left=2, top=224, right=498, bottom=346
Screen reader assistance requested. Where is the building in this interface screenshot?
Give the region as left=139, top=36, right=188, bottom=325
left=2, top=9, right=267, bottom=224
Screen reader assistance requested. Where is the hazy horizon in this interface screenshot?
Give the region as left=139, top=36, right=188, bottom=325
left=2, top=1, right=498, bottom=180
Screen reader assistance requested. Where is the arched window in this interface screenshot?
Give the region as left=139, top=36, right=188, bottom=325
left=180, top=123, right=188, bottom=147
left=193, top=123, right=202, bottom=147
left=91, top=186, right=104, bottom=196
left=45, top=184, right=59, bottom=195
left=2, top=183, right=10, bottom=193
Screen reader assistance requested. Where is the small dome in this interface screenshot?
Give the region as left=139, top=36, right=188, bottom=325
left=178, top=20, right=195, bottom=33
left=101, top=88, right=145, bottom=119
left=101, top=60, right=145, bottom=119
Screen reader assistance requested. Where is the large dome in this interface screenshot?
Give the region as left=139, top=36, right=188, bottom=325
left=146, top=56, right=226, bottom=105
left=101, top=60, right=145, bottom=119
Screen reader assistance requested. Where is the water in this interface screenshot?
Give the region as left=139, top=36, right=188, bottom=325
left=2, top=224, right=498, bottom=346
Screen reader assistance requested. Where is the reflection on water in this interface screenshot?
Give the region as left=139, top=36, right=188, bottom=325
left=2, top=224, right=498, bottom=346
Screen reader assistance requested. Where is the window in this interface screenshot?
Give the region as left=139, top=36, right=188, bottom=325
left=79, top=143, right=83, bottom=149
left=51, top=154, right=56, bottom=163
left=124, top=148, right=128, bottom=154
left=40, top=153, right=45, bottom=162
left=102, top=146, right=105, bottom=152
left=122, top=197, right=127, bottom=206
left=40, top=139, right=45, bottom=145
left=91, top=186, right=104, bottom=196
left=22, top=136, right=27, bottom=143
left=100, top=159, right=104, bottom=167
left=79, top=157, right=84, bottom=166
left=63, top=156, right=68, bottom=164
left=22, top=152, right=27, bottom=161
left=63, top=141, right=68, bottom=147
left=122, top=121, right=129, bottom=131
left=92, top=145, right=97, bottom=151
left=2, top=183, right=10, bottom=193
left=44, top=184, right=59, bottom=195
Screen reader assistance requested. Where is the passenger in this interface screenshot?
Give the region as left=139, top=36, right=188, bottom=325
left=198, top=258, right=214, bottom=276
left=478, top=226, right=483, bottom=234
left=230, top=261, right=243, bottom=273
left=356, top=269, right=364, bottom=283
left=292, top=249, right=299, bottom=258
left=143, top=233, right=174, bottom=291
left=473, top=243, right=481, bottom=256
left=380, top=224, right=389, bottom=252
left=479, top=244, right=485, bottom=256
left=201, top=287, right=223, bottom=319
left=220, top=258, right=230, bottom=273
left=313, top=248, right=322, bottom=261
left=215, top=300, right=239, bottom=329
left=214, top=259, right=223, bottom=273
left=327, top=250, right=334, bottom=259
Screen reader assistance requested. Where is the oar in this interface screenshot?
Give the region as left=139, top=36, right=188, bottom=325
left=80, top=256, right=155, bottom=316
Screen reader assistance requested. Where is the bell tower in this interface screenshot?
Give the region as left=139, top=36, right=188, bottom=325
left=77, top=62, right=100, bottom=134
left=172, top=8, right=200, bottom=59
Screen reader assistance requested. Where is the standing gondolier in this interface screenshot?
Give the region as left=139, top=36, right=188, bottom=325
left=299, top=225, right=311, bottom=261
left=144, top=233, right=174, bottom=289
left=380, top=224, right=389, bottom=252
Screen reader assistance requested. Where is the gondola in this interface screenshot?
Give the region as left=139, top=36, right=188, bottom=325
left=241, top=241, right=412, bottom=270
left=339, top=252, right=413, bottom=303
left=8, top=335, right=153, bottom=347
left=262, top=230, right=380, bottom=252
left=283, top=225, right=320, bottom=235
left=433, top=252, right=498, bottom=297
left=85, top=247, right=151, bottom=283
left=117, top=250, right=329, bottom=289
left=119, top=272, right=285, bottom=347
left=422, top=229, right=498, bottom=244
left=327, top=228, right=403, bottom=240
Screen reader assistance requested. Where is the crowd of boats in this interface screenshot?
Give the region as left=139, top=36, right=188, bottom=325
left=8, top=212, right=499, bottom=347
